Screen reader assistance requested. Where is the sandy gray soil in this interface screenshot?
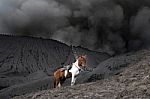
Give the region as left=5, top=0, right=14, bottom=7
left=0, top=35, right=110, bottom=99
left=0, top=35, right=150, bottom=99
left=13, top=50, right=150, bottom=99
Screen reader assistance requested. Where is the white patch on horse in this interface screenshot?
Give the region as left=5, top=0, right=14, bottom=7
left=69, top=60, right=82, bottom=86
left=64, top=70, right=68, bottom=77
left=69, top=61, right=80, bottom=75
left=58, top=82, right=61, bottom=87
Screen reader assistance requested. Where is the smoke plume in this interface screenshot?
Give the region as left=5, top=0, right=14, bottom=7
left=0, top=0, right=150, bottom=55
left=0, top=0, right=70, bottom=36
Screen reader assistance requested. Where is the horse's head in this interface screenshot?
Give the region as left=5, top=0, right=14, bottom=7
left=77, top=55, right=87, bottom=68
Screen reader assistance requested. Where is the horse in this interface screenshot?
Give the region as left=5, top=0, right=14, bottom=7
left=53, top=55, right=87, bottom=88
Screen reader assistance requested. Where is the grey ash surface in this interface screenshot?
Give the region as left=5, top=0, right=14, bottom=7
left=13, top=50, right=150, bottom=99
left=0, top=35, right=150, bottom=99
left=0, top=35, right=110, bottom=99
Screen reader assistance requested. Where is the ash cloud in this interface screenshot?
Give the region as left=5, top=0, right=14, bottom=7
left=0, top=0, right=150, bottom=55
left=130, top=7, right=150, bottom=49
left=0, top=0, right=70, bottom=36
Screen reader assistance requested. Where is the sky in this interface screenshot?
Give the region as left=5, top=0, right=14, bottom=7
left=0, top=0, right=150, bottom=55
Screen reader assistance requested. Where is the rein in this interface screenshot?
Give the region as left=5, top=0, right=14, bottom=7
left=74, top=63, right=82, bottom=71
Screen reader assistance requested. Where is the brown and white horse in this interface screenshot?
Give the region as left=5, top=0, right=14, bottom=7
left=53, top=55, right=87, bottom=88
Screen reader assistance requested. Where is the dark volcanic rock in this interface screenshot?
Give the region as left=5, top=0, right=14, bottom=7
left=73, top=50, right=150, bottom=84
left=84, top=50, right=148, bottom=83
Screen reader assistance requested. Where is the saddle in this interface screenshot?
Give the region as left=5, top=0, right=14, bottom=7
left=60, top=64, right=72, bottom=72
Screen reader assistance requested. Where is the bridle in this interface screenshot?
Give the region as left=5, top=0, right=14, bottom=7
left=74, top=63, right=83, bottom=72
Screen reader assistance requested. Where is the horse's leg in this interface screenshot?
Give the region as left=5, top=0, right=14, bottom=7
left=58, top=82, right=61, bottom=88
left=54, top=78, right=60, bottom=88
left=73, top=77, right=77, bottom=85
left=71, top=73, right=75, bottom=86
left=54, top=80, right=57, bottom=88
left=54, top=78, right=56, bottom=88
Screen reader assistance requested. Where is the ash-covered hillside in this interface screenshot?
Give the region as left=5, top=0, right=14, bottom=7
left=0, top=35, right=73, bottom=75
left=13, top=49, right=150, bottom=99
left=0, top=35, right=110, bottom=99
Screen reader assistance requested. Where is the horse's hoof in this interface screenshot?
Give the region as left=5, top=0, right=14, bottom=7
left=71, top=82, right=74, bottom=86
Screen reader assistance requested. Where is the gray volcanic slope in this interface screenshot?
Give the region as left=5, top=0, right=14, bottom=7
left=0, top=35, right=110, bottom=99
left=13, top=50, right=150, bottom=99
left=0, top=35, right=72, bottom=75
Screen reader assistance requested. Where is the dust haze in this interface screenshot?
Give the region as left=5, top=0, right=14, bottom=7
left=0, top=0, right=150, bottom=55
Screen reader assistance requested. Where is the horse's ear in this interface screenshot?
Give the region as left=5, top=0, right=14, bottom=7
left=82, top=55, right=87, bottom=59
left=75, top=55, right=78, bottom=59
left=74, top=54, right=78, bottom=59
left=78, top=55, right=82, bottom=57
left=73, top=51, right=78, bottom=59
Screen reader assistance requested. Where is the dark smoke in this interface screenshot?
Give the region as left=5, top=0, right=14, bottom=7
left=0, top=0, right=71, bottom=36
left=130, top=7, right=150, bottom=48
left=0, top=0, right=150, bottom=55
